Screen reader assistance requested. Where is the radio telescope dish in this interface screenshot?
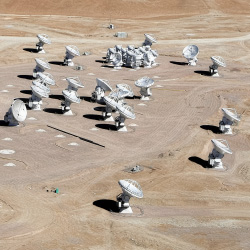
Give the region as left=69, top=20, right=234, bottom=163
left=116, top=83, right=134, bottom=97
left=91, top=78, right=113, bottom=103
left=112, top=52, right=123, bottom=69
left=209, top=139, right=232, bottom=169
left=115, top=104, right=135, bottom=132
left=36, top=34, right=51, bottom=53
left=64, top=45, right=80, bottom=66
left=106, top=48, right=116, bottom=63
left=183, top=45, right=199, bottom=66
left=37, top=72, right=55, bottom=86
left=61, top=89, right=80, bottom=115
left=66, top=76, right=84, bottom=91
left=29, top=85, right=49, bottom=110
left=32, top=79, right=51, bottom=94
left=209, top=56, right=226, bottom=77
left=219, top=108, right=241, bottom=134
left=103, top=95, right=119, bottom=121
left=143, top=33, right=157, bottom=47
left=135, top=76, right=154, bottom=100
left=33, top=58, right=51, bottom=78
left=143, top=51, right=155, bottom=68
left=117, top=179, right=143, bottom=213
left=4, top=99, right=27, bottom=126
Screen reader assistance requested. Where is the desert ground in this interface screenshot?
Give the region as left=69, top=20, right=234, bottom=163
left=0, top=1, right=250, bottom=249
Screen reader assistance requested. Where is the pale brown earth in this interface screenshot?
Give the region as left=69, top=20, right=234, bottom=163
left=0, top=1, right=250, bottom=249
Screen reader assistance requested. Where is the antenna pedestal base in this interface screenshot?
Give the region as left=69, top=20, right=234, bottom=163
left=188, top=58, right=197, bottom=66
left=64, top=58, right=74, bottom=67
left=209, top=155, right=224, bottom=169
left=117, top=194, right=133, bottom=213
left=219, top=123, right=232, bottom=134
left=29, top=97, right=41, bottom=110
left=119, top=206, right=133, bottom=214
left=102, top=111, right=114, bottom=121
left=140, top=96, right=150, bottom=101
left=209, top=65, right=220, bottom=77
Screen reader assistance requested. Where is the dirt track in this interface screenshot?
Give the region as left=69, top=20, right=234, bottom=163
left=0, top=1, right=250, bottom=249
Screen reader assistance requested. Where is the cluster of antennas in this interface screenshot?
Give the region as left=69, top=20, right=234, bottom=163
left=106, top=34, right=158, bottom=69
left=182, top=45, right=226, bottom=77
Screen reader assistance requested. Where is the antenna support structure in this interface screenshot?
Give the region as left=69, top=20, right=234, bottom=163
left=208, top=139, right=232, bottom=169
left=219, top=108, right=241, bottom=134
left=209, top=56, right=226, bottom=77
left=117, top=179, right=143, bottom=214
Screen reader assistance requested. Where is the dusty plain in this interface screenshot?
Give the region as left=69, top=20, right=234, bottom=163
left=0, top=1, right=250, bottom=249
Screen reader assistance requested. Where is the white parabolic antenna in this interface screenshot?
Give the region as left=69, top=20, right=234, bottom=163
left=32, top=80, right=50, bottom=93
left=62, top=89, right=80, bottom=104
left=119, top=179, right=143, bottom=198
left=116, top=83, right=134, bottom=97
left=31, top=85, right=49, bottom=99
left=211, top=56, right=226, bottom=67
left=183, top=45, right=199, bottom=59
left=211, top=139, right=232, bottom=155
left=35, top=58, right=51, bottom=70
left=116, top=103, right=136, bottom=120
left=96, top=78, right=112, bottom=91
left=117, top=179, right=143, bottom=213
left=222, top=108, right=241, bottom=122
left=37, top=34, right=51, bottom=45
left=135, top=76, right=154, bottom=88
left=4, top=99, right=27, bottom=126
left=66, top=76, right=84, bottom=90
left=66, top=45, right=80, bottom=57
left=37, top=72, right=55, bottom=86
left=144, top=33, right=157, bottom=44
left=12, top=99, right=27, bottom=122
left=103, top=96, right=119, bottom=110
left=112, top=52, right=123, bottom=69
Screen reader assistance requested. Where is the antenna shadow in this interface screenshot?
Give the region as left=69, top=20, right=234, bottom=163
left=49, top=94, right=64, bottom=101
left=126, top=95, right=141, bottom=100
left=17, top=75, right=34, bottom=80
left=80, top=96, right=94, bottom=103
left=200, top=125, right=221, bottom=134
left=95, top=124, right=117, bottom=131
left=188, top=156, right=210, bottom=168
left=49, top=61, right=64, bottom=66
left=23, top=48, right=38, bottom=53
left=101, top=65, right=114, bottom=69
left=0, top=120, right=9, bottom=127
left=102, top=56, right=107, bottom=59
left=83, top=114, right=103, bottom=121
left=93, top=199, right=119, bottom=213
left=95, top=60, right=106, bottom=64
left=170, top=61, right=188, bottom=66
left=43, top=108, right=63, bottom=114
left=94, top=106, right=106, bottom=112
left=18, top=97, right=29, bottom=104
left=20, top=90, right=32, bottom=95
left=194, top=70, right=211, bottom=76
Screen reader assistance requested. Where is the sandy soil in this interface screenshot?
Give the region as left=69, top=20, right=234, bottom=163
left=0, top=1, right=250, bottom=249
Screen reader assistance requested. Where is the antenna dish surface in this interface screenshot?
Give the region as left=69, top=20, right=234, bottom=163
left=212, top=139, right=232, bottom=155
left=35, top=58, right=51, bottom=70
left=11, top=99, right=27, bottom=122
left=103, top=96, right=118, bottom=110
left=32, top=80, right=50, bottom=93
left=135, top=77, right=154, bottom=88
left=183, top=45, right=199, bottom=59
left=66, top=77, right=84, bottom=89
left=116, top=104, right=136, bottom=119
left=116, top=84, right=134, bottom=97
left=66, top=45, right=80, bottom=57
left=96, top=78, right=112, bottom=91
left=144, top=33, right=157, bottom=44
left=62, top=90, right=80, bottom=104
left=119, top=179, right=143, bottom=198
left=37, top=34, right=51, bottom=44
left=37, top=72, right=55, bottom=86
left=222, top=108, right=241, bottom=122
left=211, top=56, right=226, bottom=67
left=31, top=85, right=49, bottom=98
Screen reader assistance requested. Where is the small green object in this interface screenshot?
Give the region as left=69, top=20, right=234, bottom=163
left=55, top=188, right=59, bottom=194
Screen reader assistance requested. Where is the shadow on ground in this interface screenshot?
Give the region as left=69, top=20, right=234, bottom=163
left=0, top=120, right=8, bottom=126
left=20, top=90, right=32, bottom=95
left=83, top=114, right=103, bottom=121
left=23, top=48, right=38, bottom=53
left=17, top=75, right=33, bottom=80
left=188, top=156, right=211, bottom=168
left=194, top=70, right=211, bottom=76
left=95, top=124, right=117, bottom=131
left=43, top=108, right=63, bottom=114
left=49, top=61, right=64, bottom=66
left=170, top=61, right=188, bottom=66
left=93, top=199, right=119, bottom=213
left=49, top=94, right=64, bottom=101
left=200, top=125, right=221, bottom=134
